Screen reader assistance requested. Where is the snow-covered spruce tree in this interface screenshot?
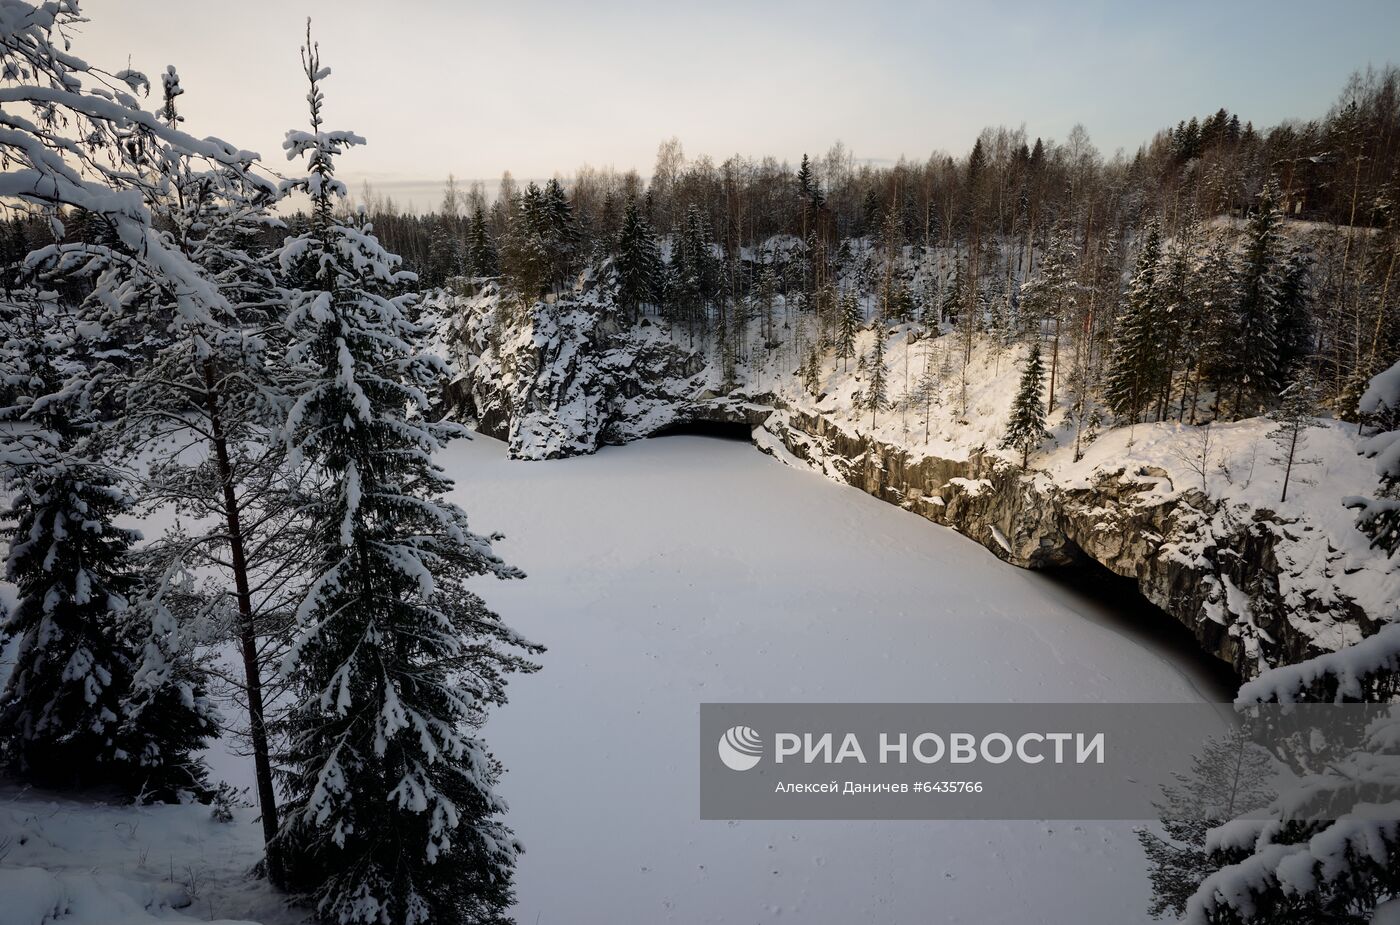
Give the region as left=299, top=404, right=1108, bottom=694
left=835, top=289, right=860, bottom=371
left=1224, top=181, right=1286, bottom=418
left=1178, top=632, right=1400, bottom=923
left=1104, top=219, right=1165, bottom=424
left=274, top=30, right=542, bottom=924
left=801, top=344, right=821, bottom=396
left=1156, top=222, right=1197, bottom=422
left=465, top=205, right=498, bottom=281
left=1192, top=233, right=1241, bottom=420
left=0, top=0, right=264, bottom=327
left=615, top=196, right=663, bottom=322
left=1346, top=359, right=1400, bottom=555
left=863, top=323, right=889, bottom=427
left=0, top=297, right=215, bottom=800
left=670, top=204, right=717, bottom=334
left=1001, top=342, right=1049, bottom=468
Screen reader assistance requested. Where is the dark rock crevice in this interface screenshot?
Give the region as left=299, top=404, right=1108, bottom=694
left=646, top=419, right=755, bottom=441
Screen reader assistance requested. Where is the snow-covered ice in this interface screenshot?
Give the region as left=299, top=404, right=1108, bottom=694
left=444, top=431, right=1227, bottom=924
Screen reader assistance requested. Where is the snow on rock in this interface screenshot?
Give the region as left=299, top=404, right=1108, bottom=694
left=436, top=273, right=736, bottom=459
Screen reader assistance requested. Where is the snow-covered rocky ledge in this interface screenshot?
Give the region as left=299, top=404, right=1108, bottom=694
left=435, top=285, right=1398, bottom=682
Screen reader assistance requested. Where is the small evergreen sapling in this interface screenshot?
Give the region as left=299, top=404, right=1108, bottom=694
left=1266, top=370, right=1323, bottom=503
left=1137, top=730, right=1276, bottom=919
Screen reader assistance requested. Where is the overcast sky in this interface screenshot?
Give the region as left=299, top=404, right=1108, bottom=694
left=81, top=0, right=1400, bottom=212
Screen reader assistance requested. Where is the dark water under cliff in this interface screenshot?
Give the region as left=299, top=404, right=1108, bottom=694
left=1034, top=556, right=1241, bottom=701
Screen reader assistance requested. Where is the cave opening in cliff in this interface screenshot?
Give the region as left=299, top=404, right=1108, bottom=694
left=647, top=419, right=755, bottom=441
left=1038, top=544, right=1242, bottom=699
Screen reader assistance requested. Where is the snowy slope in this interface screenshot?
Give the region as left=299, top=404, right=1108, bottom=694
left=767, top=332, right=1398, bottom=674
left=0, top=788, right=299, bottom=925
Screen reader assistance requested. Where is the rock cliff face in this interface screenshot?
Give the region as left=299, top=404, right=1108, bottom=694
left=438, top=288, right=1387, bottom=683
left=756, top=409, right=1374, bottom=680
left=444, top=282, right=778, bottom=458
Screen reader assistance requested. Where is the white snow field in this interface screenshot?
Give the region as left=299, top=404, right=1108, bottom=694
left=449, top=431, right=1229, bottom=925
left=0, top=430, right=1232, bottom=925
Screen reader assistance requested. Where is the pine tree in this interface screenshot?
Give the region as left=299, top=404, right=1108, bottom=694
left=1185, top=638, right=1400, bottom=923
left=0, top=0, right=265, bottom=328
left=942, top=258, right=966, bottom=327
left=801, top=344, right=821, bottom=395
left=542, top=177, right=578, bottom=291
left=1001, top=343, right=1049, bottom=468
left=1193, top=234, right=1241, bottom=420
left=757, top=265, right=778, bottom=344
left=1155, top=225, right=1196, bottom=422
left=275, top=30, right=542, bottom=924
left=1025, top=225, right=1080, bottom=405
left=1104, top=220, right=1165, bottom=423
left=1274, top=245, right=1313, bottom=379
left=910, top=347, right=942, bottom=443
left=501, top=183, right=550, bottom=301
left=671, top=204, right=716, bottom=331
left=796, top=154, right=815, bottom=200
left=426, top=218, right=462, bottom=288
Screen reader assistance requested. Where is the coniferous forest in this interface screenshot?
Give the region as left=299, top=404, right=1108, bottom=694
left=3, top=3, right=1400, bottom=924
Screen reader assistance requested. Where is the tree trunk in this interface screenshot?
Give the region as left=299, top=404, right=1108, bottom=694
left=202, top=361, right=282, bottom=883
left=1280, top=426, right=1298, bottom=503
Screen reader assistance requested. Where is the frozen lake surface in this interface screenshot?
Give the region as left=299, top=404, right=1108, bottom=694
left=448, top=432, right=1228, bottom=924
